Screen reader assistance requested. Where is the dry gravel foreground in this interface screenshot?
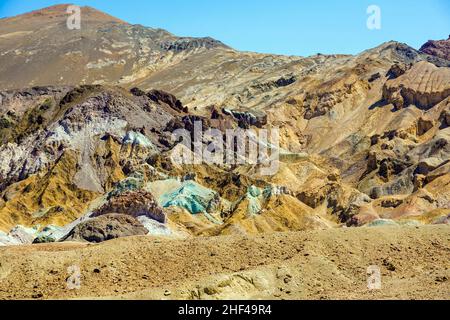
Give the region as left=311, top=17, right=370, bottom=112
left=0, top=226, right=449, bottom=300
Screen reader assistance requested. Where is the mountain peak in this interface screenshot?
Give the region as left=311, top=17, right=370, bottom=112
left=419, top=36, right=450, bottom=61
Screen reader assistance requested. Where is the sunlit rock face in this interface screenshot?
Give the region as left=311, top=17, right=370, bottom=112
left=383, top=61, right=450, bottom=110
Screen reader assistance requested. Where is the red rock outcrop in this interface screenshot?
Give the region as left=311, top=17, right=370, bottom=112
left=420, top=36, right=450, bottom=61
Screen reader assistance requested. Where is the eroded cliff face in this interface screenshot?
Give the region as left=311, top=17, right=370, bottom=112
left=0, top=6, right=449, bottom=244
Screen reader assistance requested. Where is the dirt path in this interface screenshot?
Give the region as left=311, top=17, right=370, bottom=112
left=0, top=226, right=449, bottom=300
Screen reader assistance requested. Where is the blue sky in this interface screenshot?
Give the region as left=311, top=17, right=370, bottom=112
left=0, top=0, right=449, bottom=56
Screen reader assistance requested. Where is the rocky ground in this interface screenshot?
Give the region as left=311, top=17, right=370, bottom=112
left=0, top=5, right=449, bottom=300
left=0, top=226, right=448, bottom=300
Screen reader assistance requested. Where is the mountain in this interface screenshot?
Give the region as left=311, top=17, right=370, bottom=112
left=0, top=4, right=449, bottom=300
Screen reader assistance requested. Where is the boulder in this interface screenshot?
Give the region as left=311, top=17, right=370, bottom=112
left=419, top=36, right=450, bottom=61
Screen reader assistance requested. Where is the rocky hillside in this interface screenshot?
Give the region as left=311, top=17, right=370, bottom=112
left=420, top=35, right=450, bottom=61
left=0, top=5, right=449, bottom=245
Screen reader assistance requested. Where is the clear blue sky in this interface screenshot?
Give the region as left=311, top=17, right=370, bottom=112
left=0, top=0, right=449, bottom=56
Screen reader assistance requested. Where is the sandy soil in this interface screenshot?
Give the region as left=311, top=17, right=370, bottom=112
left=0, top=226, right=449, bottom=300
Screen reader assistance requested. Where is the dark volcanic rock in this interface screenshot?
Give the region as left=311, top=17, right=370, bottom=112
left=275, top=75, right=297, bottom=87
left=386, top=63, right=408, bottom=79
left=63, top=214, right=148, bottom=243
left=32, top=235, right=56, bottom=244
left=164, top=114, right=210, bottom=133
left=384, top=42, right=450, bottom=68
